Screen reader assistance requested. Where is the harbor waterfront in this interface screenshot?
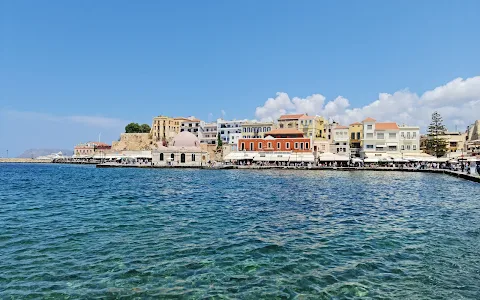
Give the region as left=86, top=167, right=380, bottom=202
left=1, top=164, right=480, bottom=299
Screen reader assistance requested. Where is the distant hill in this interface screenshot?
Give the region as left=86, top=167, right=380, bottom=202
left=17, top=149, right=73, bottom=158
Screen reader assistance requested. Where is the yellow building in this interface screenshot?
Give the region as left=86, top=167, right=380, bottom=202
left=348, top=122, right=363, bottom=157
left=298, top=115, right=327, bottom=140
left=348, top=122, right=363, bottom=147
left=241, top=121, right=275, bottom=139
left=278, top=114, right=305, bottom=130
left=151, top=116, right=184, bottom=144
left=438, top=131, right=467, bottom=153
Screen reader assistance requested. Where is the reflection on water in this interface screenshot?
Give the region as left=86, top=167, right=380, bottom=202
left=1, top=164, right=479, bottom=299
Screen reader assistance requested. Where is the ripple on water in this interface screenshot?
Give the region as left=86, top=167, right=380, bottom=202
left=1, top=165, right=480, bottom=299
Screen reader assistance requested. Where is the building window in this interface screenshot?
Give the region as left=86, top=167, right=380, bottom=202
left=258, top=142, right=262, bottom=149
left=306, top=142, right=309, bottom=149
left=351, top=132, right=355, bottom=140
left=366, top=145, right=374, bottom=149
left=367, top=133, right=374, bottom=138
left=277, top=142, right=280, bottom=149
left=389, top=133, right=396, bottom=139
left=300, top=143, right=304, bottom=150
left=192, top=154, right=195, bottom=161
left=286, top=142, right=290, bottom=149
left=401, top=132, right=405, bottom=138
left=171, top=153, right=175, bottom=160
left=241, top=143, right=245, bottom=151
left=401, top=145, right=405, bottom=150
left=160, top=153, right=164, bottom=161
left=413, top=132, right=417, bottom=138
left=413, top=145, right=417, bottom=150
left=377, top=133, right=384, bottom=139
left=407, top=145, right=411, bottom=150
left=407, top=132, right=411, bottom=139
left=294, top=142, right=299, bottom=149
left=180, top=153, right=186, bottom=163
left=250, top=142, right=253, bottom=150
left=267, top=142, right=272, bottom=148
left=367, top=125, right=372, bottom=130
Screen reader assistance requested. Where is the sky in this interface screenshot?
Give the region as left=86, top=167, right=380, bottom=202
left=1, top=0, right=480, bottom=157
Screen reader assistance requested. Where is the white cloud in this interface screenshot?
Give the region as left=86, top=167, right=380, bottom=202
left=221, top=109, right=226, bottom=118
left=1, top=110, right=127, bottom=128
left=254, top=76, right=480, bottom=131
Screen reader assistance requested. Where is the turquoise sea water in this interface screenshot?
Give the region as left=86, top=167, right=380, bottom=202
left=1, top=164, right=479, bottom=299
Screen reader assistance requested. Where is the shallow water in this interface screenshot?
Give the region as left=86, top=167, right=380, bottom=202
left=1, top=164, right=479, bottom=299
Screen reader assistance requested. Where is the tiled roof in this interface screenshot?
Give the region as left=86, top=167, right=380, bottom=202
left=334, top=125, right=349, bottom=129
left=265, top=128, right=304, bottom=135
left=278, top=114, right=306, bottom=120
left=375, top=122, right=399, bottom=130
left=299, top=115, right=315, bottom=120
left=349, top=122, right=362, bottom=126
left=363, top=117, right=376, bottom=122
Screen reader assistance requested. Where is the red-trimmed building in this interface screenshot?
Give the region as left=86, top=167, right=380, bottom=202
left=237, top=129, right=311, bottom=152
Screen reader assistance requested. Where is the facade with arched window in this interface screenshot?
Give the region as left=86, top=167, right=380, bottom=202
left=152, top=131, right=210, bottom=166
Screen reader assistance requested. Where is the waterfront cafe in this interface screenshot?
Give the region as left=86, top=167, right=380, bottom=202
left=318, top=153, right=349, bottom=162
left=224, top=151, right=315, bottom=164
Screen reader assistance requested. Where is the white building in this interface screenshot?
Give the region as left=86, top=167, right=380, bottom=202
left=180, top=116, right=201, bottom=138
left=361, top=118, right=421, bottom=160
left=152, top=131, right=209, bottom=166
left=398, top=125, right=420, bottom=154
left=217, top=119, right=246, bottom=145
left=362, top=117, right=400, bottom=158
left=332, top=125, right=350, bottom=155
left=199, top=122, right=217, bottom=145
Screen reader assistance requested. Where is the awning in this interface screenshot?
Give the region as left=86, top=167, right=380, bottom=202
left=386, top=143, right=397, bottom=146
left=376, top=145, right=386, bottom=148
left=318, top=153, right=349, bottom=161
left=253, top=153, right=290, bottom=162
left=364, top=158, right=379, bottom=163
left=289, top=153, right=315, bottom=162
left=224, top=152, right=256, bottom=160
left=393, top=158, right=408, bottom=163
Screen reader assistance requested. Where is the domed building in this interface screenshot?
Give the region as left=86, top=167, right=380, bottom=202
left=152, top=131, right=210, bottom=166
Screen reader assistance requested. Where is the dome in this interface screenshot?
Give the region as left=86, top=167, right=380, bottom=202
left=172, top=131, right=200, bottom=148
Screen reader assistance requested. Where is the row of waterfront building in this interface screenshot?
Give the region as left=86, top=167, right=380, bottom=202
left=73, top=113, right=480, bottom=166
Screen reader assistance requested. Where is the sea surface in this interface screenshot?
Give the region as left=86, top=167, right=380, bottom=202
left=1, top=164, right=479, bottom=299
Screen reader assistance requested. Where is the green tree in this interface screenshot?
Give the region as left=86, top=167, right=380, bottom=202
left=125, top=122, right=141, bottom=133
left=140, top=124, right=151, bottom=133
left=217, top=133, right=223, bottom=148
left=426, top=111, right=448, bottom=157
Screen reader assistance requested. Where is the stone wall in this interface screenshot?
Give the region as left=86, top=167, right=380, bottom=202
left=0, top=158, right=52, bottom=163
left=111, top=133, right=156, bottom=151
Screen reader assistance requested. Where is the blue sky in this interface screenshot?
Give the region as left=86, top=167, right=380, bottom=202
left=1, top=0, right=480, bottom=156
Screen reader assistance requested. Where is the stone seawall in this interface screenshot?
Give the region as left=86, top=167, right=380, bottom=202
left=0, top=158, right=53, bottom=163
